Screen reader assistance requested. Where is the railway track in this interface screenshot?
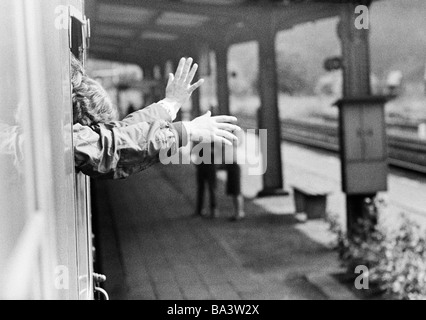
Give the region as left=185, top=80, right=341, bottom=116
left=236, top=113, right=426, bottom=174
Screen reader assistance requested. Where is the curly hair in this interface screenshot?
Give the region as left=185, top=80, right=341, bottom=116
left=71, top=55, right=116, bottom=126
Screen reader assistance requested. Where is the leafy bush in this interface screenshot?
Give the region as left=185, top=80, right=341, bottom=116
left=328, top=209, right=426, bottom=300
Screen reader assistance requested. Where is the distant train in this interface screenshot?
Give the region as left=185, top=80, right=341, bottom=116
left=0, top=0, right=105, bottom=300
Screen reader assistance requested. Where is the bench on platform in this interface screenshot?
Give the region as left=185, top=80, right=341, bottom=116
left=292, top=185, right=331, bottom=220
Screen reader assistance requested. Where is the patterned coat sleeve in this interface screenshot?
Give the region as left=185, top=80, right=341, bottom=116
left=120, top=102, right=173, bottom=125
left=73, top=117, right=188, bottom=180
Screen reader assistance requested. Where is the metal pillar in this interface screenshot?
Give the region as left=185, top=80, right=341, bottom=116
left=169, top=58, right=183, bottom=122
left=191, top=81, right=201, bottom=119
left=338, top=2, right=376, bottom=237
left=215, top=43, right=230, bottom=116
left=191, top=43, right=210, bottom=119
left=339, top=3, right=371, bottom=98
left=154, top=64, right=165, bottom=102
left=142, top=65, right=155, bottom=107
left=257, top=20, right=287, bottom=197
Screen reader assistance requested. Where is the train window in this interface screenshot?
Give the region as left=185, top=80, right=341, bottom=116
left=70, top=17, right=84, bottom=60
left=69, top=7, right=90, bottom=61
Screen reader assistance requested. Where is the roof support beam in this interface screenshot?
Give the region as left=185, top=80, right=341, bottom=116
left=88, top=1, right=343, bottom=63
left=89, top=49, right=172, bottom=67
left=93, top=21, right=219, bottom=42
left=98, top=0, right=265, bottom=20
left=97, top=0, right=342, bottom=22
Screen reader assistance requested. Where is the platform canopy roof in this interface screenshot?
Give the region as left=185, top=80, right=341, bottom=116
left=86, top=0, right=367, bottom=65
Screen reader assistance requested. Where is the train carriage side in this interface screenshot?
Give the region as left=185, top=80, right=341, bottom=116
left=0, top=0, right=96, bottom=300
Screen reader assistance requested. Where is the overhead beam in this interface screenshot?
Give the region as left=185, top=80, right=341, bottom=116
left=127, top=11, right=164, bottom=53
left=93, top=36, right=187, bottom=53
left=91, top=21, right=220, bottom=42
left=88, top=0, right=343, bottom=65
left=97, top=0, right=342, bottom=22
left=89, top=48, right=172, bottom=67
left=89, top=51, right=141, bottom=65
left=90, top=0, right=341, bottom=45
left=224, top=2, right=341, bottom=44
left=90, top=46, right=194, bottom=71
left=98, top=0, right=267, bottom=20
left=124, top=40, right=193, bottom=57
left=274, top=2, right=342, bottom=29
left=90, top=48, right=177, bottom=63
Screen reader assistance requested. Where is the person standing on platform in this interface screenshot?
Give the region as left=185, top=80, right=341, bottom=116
left=224, top=131, right=245, bottom=222
left=193, top=141, right=218, bottom=219
left=193, top=106, right=222, bottom=219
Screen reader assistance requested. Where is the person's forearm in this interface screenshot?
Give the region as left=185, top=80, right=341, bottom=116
left=73, top=120, right=188, bottom=179
left=120, top=100, right=178, bottom=125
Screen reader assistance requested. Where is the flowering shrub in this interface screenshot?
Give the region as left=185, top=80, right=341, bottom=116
left=328, top=212, right=426, bottom=300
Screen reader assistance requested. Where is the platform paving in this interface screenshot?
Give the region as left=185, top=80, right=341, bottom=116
left=93, top=162, right=341, bottom=300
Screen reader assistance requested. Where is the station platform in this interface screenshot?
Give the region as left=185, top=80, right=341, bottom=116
left=93, top=163, right=339, bottom=300
left=93, top=140, right=426, bottom=300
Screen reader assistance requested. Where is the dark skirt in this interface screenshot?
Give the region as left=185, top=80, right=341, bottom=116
left=226, top=164, right=241, bottom=196
left=197, top=164, right=217, bottom=188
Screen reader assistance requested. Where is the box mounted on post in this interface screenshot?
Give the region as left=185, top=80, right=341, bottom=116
left=334, top=96, right=389, bottom=195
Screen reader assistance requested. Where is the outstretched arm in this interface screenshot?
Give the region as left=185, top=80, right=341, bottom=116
left=74, top=120, right=188, bottom=179
left=74, top=56, right=240, bottom=179
left=74, top=113, right=240, bottom=179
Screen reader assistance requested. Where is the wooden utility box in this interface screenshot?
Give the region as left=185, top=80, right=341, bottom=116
left=334, top=97, right=389, bottom=195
